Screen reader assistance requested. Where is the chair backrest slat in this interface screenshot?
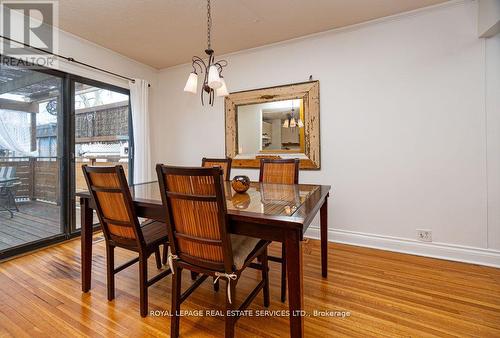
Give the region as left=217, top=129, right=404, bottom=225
left=0, top=166, right=15, bottom=179
left=202, top=157, right=232, bottom=181
left=259, top=158, right=299, bottom=184
left=82, top=165, right=144, bottom=244
left=157, top=165, right=234, bottom=272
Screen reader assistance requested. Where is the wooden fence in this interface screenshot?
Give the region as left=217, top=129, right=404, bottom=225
left=75, top=157, right=129, bottom=192
left=0, top=156, right=128, bottom=204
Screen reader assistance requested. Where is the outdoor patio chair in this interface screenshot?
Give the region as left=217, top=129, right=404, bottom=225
left=0, top=166, right=20, bottom=218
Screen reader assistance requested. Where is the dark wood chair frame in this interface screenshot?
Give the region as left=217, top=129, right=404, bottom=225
left=199, top=157, right=233, bottom=287
left=156, top=165, right=270, bottom=338
left=259, top=158, right=300, bottom=303
left=82, top=165, right=171, bottom=317
left=202, top=157, right=232, bottom=181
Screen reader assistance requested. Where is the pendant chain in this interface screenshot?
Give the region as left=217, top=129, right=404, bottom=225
left=207, top=0, right=212, bottom=50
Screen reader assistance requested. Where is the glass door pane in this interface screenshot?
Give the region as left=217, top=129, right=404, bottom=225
left=73, top=81, right=130, bottom=230
left=0, top=65, right=64, bottom=253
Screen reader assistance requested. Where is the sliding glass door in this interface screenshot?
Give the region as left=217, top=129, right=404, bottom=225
left=72, top=78, right=131, bottom=231
left=0, top=62, right=65, bottom=253
left=0, top=56, right=132, bottom=259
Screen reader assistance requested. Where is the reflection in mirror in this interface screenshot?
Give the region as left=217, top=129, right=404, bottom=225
left=237, top=99, right=304, bottom=155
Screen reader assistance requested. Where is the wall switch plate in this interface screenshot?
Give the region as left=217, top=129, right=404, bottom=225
left=416, top=229, right=432, bottom=242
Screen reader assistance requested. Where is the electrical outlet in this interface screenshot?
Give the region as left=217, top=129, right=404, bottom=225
left=416, top=229, right=432, bottom=242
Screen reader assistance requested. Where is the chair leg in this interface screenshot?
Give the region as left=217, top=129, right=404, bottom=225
left=139, top=254, right=148, bottom=317
left=213, top=277, right=220, bottom=292
left=162, top=243, right=168, bottom=265
left=106, top=244, right=115, bottom=301
left=190, top=271, right=199, bottom=280
left=224, top=279, right=237, bottom=338
left=154, top=248, right=162, bottom=269
left=171, top=266, right=182, bottom=338
left=281, top=243, right=286, bottom=303
left=261, top=249, right=270, bottom=307
left=9, top=190, right=18, bottom=212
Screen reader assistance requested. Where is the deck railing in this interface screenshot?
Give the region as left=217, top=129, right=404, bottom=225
left=0, top=156, right=128, bottom=204
left=75, top=156, right=129, bottom=192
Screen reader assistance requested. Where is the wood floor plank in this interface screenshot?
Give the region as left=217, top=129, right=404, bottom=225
left=0, top=238, right=499, bottom=337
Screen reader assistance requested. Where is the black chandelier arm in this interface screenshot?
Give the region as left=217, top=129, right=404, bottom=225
left=215, top=59, right=228, bottom=68
left=213, top=60, right=228, bottom=75
left=191, top=56, right=207, bottom=74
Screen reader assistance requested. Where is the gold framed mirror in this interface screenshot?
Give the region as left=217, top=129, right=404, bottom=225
left=225, top=80, right=320, bottom=169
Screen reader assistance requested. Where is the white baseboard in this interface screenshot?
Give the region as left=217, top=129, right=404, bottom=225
left=305, top=227, right=500, bottom=268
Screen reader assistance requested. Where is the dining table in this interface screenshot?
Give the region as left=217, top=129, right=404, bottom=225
left=77, top=180, right=331, bottom=338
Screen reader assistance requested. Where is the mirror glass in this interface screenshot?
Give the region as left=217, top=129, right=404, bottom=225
left=236, top=99, right=304, bottom=155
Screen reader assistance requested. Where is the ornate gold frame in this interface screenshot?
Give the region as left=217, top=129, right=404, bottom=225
left=225, top=80, right=320, bottom=169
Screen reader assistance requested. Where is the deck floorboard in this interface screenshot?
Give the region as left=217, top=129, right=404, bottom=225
left=0, top=201, right=61, bottom=252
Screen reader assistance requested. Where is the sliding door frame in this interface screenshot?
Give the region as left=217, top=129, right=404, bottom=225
left=68, top=75, right=132, bottom=234
left=0, top=54, right=132, bottom=260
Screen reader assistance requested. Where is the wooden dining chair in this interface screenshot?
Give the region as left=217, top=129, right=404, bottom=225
left=156, top=165, right=270, bottom=338
left=259, top=158, right=300, bottom=303
left=82, top=165, right=171, bottom=317
left=202, top=157, right=232, bottom=181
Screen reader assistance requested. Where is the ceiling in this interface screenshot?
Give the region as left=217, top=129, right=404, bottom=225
left=57, top=0, right=449, bottom=69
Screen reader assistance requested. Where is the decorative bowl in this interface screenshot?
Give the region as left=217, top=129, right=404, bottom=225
left=231, top=175, right=250, bottom=193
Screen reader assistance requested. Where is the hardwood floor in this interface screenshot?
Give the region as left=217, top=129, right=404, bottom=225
left=0, top=236, right=499, bottom=337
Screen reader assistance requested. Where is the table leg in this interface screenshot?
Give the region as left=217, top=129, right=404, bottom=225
left=320, top=194, right=329, bottom=278
left=286, top=231, right=304, bottom=338
left=81, top=197, right=93, bottom=292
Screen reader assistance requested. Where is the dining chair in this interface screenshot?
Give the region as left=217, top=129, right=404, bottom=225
left=200, top=157, right=233, bottom=287
left=202, top=157, right=232, bottom=181
left=259, top=158, right=299, bottom=303
left=82, top=165, right=171, bottom=317
left=156, top=165, right=270, bottom=338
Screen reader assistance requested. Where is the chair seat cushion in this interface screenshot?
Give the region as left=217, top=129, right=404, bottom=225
left=231, top=235, right=263, bottom=270
left=141, top=220, right=168, bottom=246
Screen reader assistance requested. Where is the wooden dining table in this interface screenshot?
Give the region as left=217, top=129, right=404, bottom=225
left=77, top=180, right=330, bottom=338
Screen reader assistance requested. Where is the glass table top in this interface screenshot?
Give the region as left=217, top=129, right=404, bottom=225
left=128, top=181, right=319, bottom=217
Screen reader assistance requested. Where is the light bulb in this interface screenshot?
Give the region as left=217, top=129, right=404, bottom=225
left=207, top=65, right=222, bottom=89
left=290, top=117, right=297, bottom=128
left=183, top=72, right=198, bottom=94
left=216, top=77, right=229, bottom=97
left=283, top=119, right=289, bottom=128
left=297, top=119, right=304, bottom=128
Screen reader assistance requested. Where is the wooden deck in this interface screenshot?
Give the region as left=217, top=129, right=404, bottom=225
left=0, top=201, right=61, bottom=251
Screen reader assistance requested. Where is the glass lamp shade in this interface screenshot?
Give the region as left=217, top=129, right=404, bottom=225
left=207, top=65, right=222, bottom=89
left=283, top=119, right=289, bottom=128
left=184, top=72, right=198, bottom=94
left=297, top=119, right=304, bottom=128
left=216, top=77, right=229, bottom=97
left=290, top=117, right=297, bottom=128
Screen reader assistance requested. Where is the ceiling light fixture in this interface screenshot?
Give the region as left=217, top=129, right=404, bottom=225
left=282, top=102, right=304, bottom=128
left=183, top=0, right=228, bottom=105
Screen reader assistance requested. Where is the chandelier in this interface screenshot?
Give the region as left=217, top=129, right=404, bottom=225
left=282, top=101, right=304, bottom=128
left=183, top=0, right=228, bottom=106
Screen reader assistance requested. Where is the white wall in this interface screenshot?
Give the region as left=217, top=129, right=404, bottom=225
left=152, top=1, right=500, bottom=266
left=486, top=33, right=500, bottom=250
